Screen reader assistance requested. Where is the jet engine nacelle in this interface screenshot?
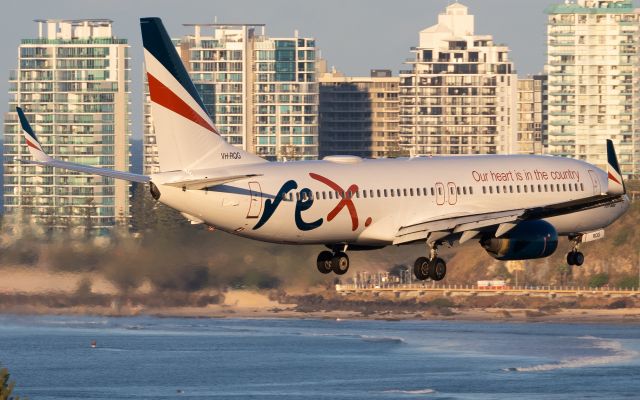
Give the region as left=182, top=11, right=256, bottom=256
left=480, top=220, right=558, bottom=261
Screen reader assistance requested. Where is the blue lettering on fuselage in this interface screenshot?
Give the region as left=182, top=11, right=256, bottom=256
left=295, top=188, right=322, bottom=231
left=252, top=180, right=323, bottom=231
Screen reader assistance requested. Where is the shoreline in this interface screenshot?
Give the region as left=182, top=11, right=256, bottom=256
left=2, top=305, right=640, bottom=325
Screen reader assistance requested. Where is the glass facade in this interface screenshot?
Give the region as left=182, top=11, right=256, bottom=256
left=3, top=20, right=131, bottom=235
left=143, top=24, right=319, bottom=173
left=546, top=0, right=639, bottom=178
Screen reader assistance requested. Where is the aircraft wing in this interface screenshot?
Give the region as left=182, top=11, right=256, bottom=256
left=393, top=193, right=626, bottom=246
left=393, top=209, right=526, bottom=245
left=15, top=107, right=150, bottom=183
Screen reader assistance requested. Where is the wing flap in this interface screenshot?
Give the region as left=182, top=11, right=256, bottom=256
left=393, top=209, right=525, bottom=245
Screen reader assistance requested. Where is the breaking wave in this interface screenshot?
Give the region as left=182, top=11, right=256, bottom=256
left=382, top=388, right=435, bottom=395
left=505, top=336, right=638, bottom=372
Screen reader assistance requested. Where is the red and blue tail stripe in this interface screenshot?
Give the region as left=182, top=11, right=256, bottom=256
left=140, top=17, right=217, bottom=135
left=16, top=107, right=43, bottom=151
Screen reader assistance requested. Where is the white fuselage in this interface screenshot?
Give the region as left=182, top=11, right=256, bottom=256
left=151, top=154, right=630, bottom=246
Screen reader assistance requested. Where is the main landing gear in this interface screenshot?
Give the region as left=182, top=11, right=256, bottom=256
left=567, top=251, right=584, bottom=266
left=413, top=243, right=447, bottom=281
left=317, top=250, right=349, bottom=275
left=566, top=236, right=585, bottom=266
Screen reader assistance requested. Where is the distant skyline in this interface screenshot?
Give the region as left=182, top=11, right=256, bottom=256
left=1, top=0, right=556, bottom=139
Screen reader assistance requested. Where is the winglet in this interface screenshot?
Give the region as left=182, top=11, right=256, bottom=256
left=606, top=139, right=625, bottom=195
left=16, top=107, right=51, bottom=162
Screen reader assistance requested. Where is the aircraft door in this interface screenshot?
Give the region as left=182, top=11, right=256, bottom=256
left=587, top=170, right=601, bottom=196
left=435, top=182, right=445, bottom=205
left=247, top=182, right=262, bottom=218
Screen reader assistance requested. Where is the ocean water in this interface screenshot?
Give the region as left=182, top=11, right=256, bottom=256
left=0, top=316, right=639, bottom=399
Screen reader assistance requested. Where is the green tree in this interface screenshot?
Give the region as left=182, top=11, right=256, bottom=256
left=1, top=364, right=26, bottom=400
left=616, top=275, right=639, bottom=290
left=556, top=264, right=571, bottom=286
left=589, top=273, right=609, bottom=288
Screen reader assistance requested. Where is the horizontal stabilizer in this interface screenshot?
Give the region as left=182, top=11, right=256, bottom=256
left=163, top=174, right=262, bottom=190
left=16, top=158, right=149, bottom=183
left=16, top=106, right=149, bottom=183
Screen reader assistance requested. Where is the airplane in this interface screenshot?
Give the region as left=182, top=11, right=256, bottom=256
left=15, top=17, right=630, bottom=281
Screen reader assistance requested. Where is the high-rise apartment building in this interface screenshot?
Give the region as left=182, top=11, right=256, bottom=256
left=319, top=69, right=401, bottom=158
left=143, top=23, right=318, bottom=174
left=3, top=19, right=131, bottom=234
left=517, top=75, right=548, bottom=154
left=546, top=0, right=639, bottom=178
left=399, top=3, right=518, bottom=156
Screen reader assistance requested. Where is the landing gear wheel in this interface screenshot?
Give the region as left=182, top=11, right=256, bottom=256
left=566, top=252, right=575, bottom=266
left=567, top=251, right=584, bottom=267
left=429, top=258, right=447, bottom=281
left=573, top=251, right=584, bottom=266
left=331, top=252, right=349, bottom=275
left=414, top=257, right=430, bottom=281
left=316, top=251, right=333, bottom=274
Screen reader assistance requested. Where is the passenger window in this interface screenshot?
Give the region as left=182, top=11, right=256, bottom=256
left=397, top=189, right=401, bottom=197
left=503, top=185, right=507, bottom=193
left=390, top=189, right=395, bottom=197
left=538, top=184, right=542, bottom=192
left=544, top=184, right=548, bottom=192
left=457, top=187, right=461, bottom=195
left=557, top=184, right=561, bottom=192
left=370, top=189, right=374, bottom=198
left=496, top=186, right=500, bottom=194
left=550, top=185, right=554, bottom=192
left=469, top=187, right=473, bottom=195
left=482, top=186, right=486, bottom=194
left=430, top=188, right=435, bottom=196
left=403, top=188, right=408, bottom=197
left=329, top=191, right=333, bottom=200
left=438, top=187, right=443, bottom=196
left=296, top=192, right=301, bottom=201
left=516, top=185, right=520, bottom=193
left=384, top=189, right=388, bottom=197
left=523, top=185, right=528, bottom=193
left=377, top=189, right=381, bottom=197
left=288, top=193, right=293, bottom=201
left=462, top=187, right=467, bottom=195
left=363, top=190, right=367, bottom=198
left=489, top=186, right=493, bottom=194
left=568, top=185, right=572, bottom=192
left=509, top=186, right=513, bottom=193
left=423, top=188, right=427, bottom=196
left=410, top=188, right=414, bottom=196
left=580, top=183, right=584, bottom=191
left=563, top=184, right=566, bottom=191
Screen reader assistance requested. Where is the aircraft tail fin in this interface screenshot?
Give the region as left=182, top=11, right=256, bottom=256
left=140, top=17, right=266, bottom=172
left=606, top=139, right=625, bottom=195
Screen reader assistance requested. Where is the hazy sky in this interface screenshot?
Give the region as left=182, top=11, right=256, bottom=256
left=1, top=0, right=554, bottom=139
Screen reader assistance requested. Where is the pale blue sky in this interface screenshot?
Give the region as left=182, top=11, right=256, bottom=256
left=1, top=0, right=554, bottom=138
